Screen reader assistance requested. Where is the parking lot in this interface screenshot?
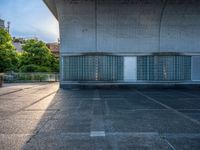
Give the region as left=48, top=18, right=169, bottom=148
left=0, top=83, right=200, bottom=150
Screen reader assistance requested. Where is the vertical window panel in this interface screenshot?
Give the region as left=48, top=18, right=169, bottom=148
left=63, top=55, right=124, bottom=81
left=137, top=56, right=191, bottom=81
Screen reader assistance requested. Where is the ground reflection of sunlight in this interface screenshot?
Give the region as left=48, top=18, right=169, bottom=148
left=20, top=88, right=59, bottom=149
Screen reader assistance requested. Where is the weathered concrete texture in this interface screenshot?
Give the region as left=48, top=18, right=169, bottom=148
left=160, top=1, right=200, bottom=52
left=1, top=83, right=200, bottom=149
left=49, top=0, right=200, bottom=53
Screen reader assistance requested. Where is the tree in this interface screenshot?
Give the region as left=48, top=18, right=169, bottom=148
left=50, top=53, right=59, bottom=72
left=0, top=28, right=19, bottom=72
left=12, top=37, right=25, bottom=44
left=20, top=39, right=59, bottom=72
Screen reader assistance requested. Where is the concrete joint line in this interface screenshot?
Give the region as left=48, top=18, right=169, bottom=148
left=161, top=133, right=200, bottom=138
left=90, top=115, right=105, bottom=131
left=7, top=91, right=57, bottom=118
left=177, top=109, right=200, bottom=111
left=71, top=88, right=79, bottom=91
left=136, top=90, right=171, bottom=110
left=107, top=132, right=159, bottom=137
left=93, top=98, right=101, bottom=101
left=26, top=109, right=59, bottom=144
left=93, top=90, right=100, bottom=98
left=136, top=90, right=200, bottom=126
left=91, top=98, right=105, bottom=137
left=0, top=83, right=55, bottom=96
left=60, top=132, right=90, bottom=136
left=0, top=89, right=23, bottom=96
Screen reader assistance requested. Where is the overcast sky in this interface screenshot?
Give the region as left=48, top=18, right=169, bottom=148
left=0, top=0, right=59, bottom=42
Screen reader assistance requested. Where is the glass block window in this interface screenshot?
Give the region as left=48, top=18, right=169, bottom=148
left=63, top=55, right=123, bottom=81
left=137, top=56, right=191, bottom=81
left=98, top=56, right=124, bottom=81
left=63, top=56, right=96, bottom=81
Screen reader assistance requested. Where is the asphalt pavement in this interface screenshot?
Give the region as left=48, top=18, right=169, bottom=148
left=0, top=83, right=200, bottom=150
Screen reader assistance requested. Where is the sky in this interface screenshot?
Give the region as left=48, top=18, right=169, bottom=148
left=0, top=0, right=59, bottom=43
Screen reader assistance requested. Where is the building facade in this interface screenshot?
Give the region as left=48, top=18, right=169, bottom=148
left=46, top=42, right=60, bottom=57
left=44, top=0, right=200, bottom=88
left=12, top=38, right=26, bottom=53
left=13, top=42, right=23, bottom=53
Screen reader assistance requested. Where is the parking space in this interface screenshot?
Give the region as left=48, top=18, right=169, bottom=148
left=0, top=83, right=200, bottom=149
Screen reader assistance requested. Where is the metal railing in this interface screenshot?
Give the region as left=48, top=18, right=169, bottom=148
left=4, top=72, right=59, bottom=83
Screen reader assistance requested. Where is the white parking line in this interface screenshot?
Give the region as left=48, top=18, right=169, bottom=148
left=136, top=90, right=200, bottom=126
left=164, top=139, right=177, bottom=150
left=90, top=131, right=105, bottom=137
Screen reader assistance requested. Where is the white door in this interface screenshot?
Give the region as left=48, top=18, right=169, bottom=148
left=124, top=57, right=137, bottom=81
left=192, top=56, right=200, bottom=81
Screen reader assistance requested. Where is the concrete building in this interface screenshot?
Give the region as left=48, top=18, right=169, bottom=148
left=44, top=0, right=200, bottom=88
left=47, top=42, right=60, bottom=57
left=0, top=19, right=5, bottom=29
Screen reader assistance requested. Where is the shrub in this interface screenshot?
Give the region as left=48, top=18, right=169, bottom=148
left=20, top=64, right=40, bottom=72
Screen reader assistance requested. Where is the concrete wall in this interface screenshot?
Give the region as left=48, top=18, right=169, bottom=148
left=160, top=1, right=200, bottom=52
left=55, top=0, right=200, bottom=54
left=57, top=0, right=96, bottom=52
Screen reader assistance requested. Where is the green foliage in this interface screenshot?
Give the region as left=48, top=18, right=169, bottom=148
left=20, top=39, right=59, bottom=72
left=50, top=54, right=59, bottom=72
left=17, top=73, right=48, bottom=81
left=36, top=66, right=52, bottom=72
left=0, top=29, right=19, bottom=72
left=0, top=30, right=59, bottom=73
left=21, top=39, right=51, bottom=66
left=20, top=65, right=51, bottom=73
left=20, top=64, right=39, bottom=72
left=0, top=29, right=12, bottom=46
left=12, top=37, right=25, bottom=44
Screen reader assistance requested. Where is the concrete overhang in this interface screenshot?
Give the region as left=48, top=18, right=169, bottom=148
left=43, top=0, right=58, bottom=20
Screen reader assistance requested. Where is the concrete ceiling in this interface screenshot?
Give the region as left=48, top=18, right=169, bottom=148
left=43, top=0, right=58, bottom=19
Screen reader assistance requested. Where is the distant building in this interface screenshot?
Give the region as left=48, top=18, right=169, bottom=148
left=12, top=37, right=25, bottom=53
left=46, top=43, right=60, bottom=57
left=0, top=19, right=5, bottom=29
left=13, top=42, right=23, bottom=52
